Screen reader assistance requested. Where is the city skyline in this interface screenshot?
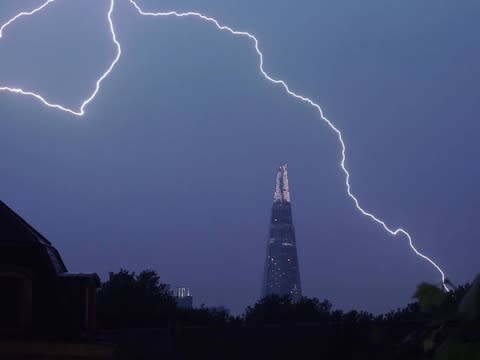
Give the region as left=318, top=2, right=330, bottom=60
left=0, top=0, right=478, bottom=314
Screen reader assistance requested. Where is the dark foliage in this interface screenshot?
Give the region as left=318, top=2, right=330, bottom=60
left=97, top=269, right=479, bottom=359
left=97, top=269, right=177, bottom=328
left=175, top=305, right=242, bottom=327
left=97, top=269, right=239, bottom=329
left=245, top=295, right=331, bottom=325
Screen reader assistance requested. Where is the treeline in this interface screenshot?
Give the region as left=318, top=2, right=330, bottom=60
left=97, top=269, right=239, bottom=328
left=97, top=269, right=480, bottom=359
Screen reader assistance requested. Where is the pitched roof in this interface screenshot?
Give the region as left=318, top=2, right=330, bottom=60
left=0, top=201, right=67, bottom=273
left=0, top=201, right=52, bottom=245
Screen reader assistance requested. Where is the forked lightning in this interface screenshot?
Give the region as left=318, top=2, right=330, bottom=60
left=0, top=0, right=450, bottom=290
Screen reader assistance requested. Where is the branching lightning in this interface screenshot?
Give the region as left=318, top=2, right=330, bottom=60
left=0, top=0, right=121, bottom=116
left=0, top=0, right=450, bottom=290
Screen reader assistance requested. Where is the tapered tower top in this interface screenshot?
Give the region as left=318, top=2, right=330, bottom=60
left=273, top=164, right=291, bottom=203
left=263, top=164, right=302, bottom=301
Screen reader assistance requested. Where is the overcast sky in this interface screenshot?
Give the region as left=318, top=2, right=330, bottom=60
left=0, top=0, right=479, bottom=314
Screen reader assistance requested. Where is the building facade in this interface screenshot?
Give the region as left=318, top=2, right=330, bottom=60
left=175, top=287, right=193, bottom=309
left=262, top=164, right=302, bottom=302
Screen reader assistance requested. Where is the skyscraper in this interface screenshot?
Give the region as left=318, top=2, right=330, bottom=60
left=262, top=164, right=302, bottom=302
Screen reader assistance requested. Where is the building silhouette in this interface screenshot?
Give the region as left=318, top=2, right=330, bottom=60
left=262, top=164, right=302, bottom=302
left=0, top=201, right=100, bottom=337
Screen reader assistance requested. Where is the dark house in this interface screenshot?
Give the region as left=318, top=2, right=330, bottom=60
left=0, top=201, right=99, bottom=339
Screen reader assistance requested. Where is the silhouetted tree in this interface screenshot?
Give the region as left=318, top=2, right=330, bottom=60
left=95, top=268, right=480, bottom=359
left=97, top=269, right=176, bottom=328
left=245, top=295, right=333, bottom=325
left=393, top=279, right=479, bottom=359
left=175, top=305, right=240, bottom=327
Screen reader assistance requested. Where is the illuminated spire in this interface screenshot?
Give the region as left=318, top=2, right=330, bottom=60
left=264, top=164, right=301, bottom=301
left=273, top=164, right=291, bottom=203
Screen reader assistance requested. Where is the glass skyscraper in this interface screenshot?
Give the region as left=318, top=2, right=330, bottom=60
left=262, top=164, right=302, bottom=302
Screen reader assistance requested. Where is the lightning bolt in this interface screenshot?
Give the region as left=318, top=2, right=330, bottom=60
left=0, top=0, right=121, bottom=116
left=0, top=0, right=450, bottom=291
